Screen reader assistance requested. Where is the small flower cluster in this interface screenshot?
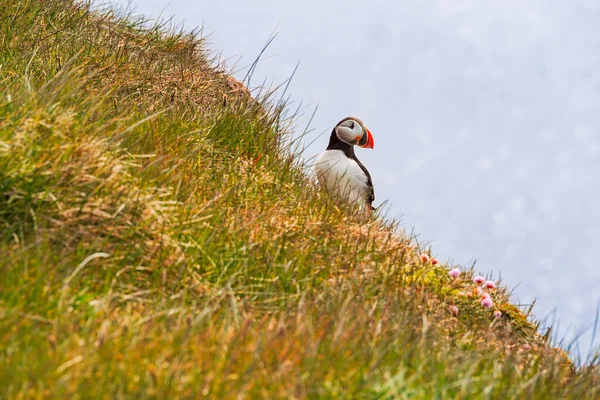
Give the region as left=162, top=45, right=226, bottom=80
left=447, top=268, right=502, bottom=318
left=473, top=275, right=499, bottom=311
left=421, top=253, right=438, bottom=265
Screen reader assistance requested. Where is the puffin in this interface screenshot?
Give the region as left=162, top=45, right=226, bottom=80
left=315, top=117, right=375, bottom=209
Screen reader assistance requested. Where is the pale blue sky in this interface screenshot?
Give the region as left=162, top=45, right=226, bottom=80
left=112, top=0, right=600, bottom=360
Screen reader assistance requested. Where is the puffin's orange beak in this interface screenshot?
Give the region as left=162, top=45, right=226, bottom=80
left=359, top=129, right=374, bottom=149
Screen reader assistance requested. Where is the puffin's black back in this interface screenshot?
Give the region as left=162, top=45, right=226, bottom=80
left=326, top=128, right=375, bottom=208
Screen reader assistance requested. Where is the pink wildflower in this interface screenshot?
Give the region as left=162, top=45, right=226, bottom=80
left=432, top=258, right=438, bottom=265
left=481, top=297, right=493, bottom=309
left=484, top=280, right=496, bottom=289
left=474, top=276, right=485, bottom=285
left=474, top=287, right=483, bottom=296
left=482, top=292, right=491, bottom=300
left=449, top=268, right=461, bottom=279
left=449, top=305, right=459, bottom=316
left=493, top=310, right=502, bottom=318
left=421, top=254, right=430, bottom=263
left=522, top=343, right=531, bottom=351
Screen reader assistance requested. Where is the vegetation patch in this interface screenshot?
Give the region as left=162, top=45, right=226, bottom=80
left=0, top=0, right=597, bottom=398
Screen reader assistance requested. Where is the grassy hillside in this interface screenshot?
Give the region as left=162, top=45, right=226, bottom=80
left=0, top=0, right=598, bottom=398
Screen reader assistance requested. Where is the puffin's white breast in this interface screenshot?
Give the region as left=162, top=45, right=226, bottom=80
left=315, top=150, right=370, bottom=204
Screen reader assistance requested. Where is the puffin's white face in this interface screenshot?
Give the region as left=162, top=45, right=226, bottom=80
left=335, top=117, right=374, bottom=148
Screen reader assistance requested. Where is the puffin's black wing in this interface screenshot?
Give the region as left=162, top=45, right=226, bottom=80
left=352, top=156, right=375, bottom=209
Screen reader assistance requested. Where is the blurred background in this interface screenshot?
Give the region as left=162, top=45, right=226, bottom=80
left=111, top=0, right=600, bottom=360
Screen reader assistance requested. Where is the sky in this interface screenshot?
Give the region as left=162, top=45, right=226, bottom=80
left=111, top=0, right=600, bottom=360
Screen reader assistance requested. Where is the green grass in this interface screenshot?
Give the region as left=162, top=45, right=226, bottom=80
left=0, top=0, right=598, bottom=398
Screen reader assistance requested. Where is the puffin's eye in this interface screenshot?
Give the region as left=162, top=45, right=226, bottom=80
left=349, top=121, right=355, bottom=129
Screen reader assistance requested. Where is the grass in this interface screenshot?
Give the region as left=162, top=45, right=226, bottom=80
left=0, top=0, right=598, bottom=398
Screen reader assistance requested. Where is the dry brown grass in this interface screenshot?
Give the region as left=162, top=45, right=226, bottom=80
left=0, top=0, right=597, bottom=398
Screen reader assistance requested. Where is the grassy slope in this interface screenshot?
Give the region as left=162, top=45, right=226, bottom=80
left=0, top=0, right=597, bottom=398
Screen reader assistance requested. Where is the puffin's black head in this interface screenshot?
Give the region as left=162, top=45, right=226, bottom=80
left=334, top=117, right=374, bottom=149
